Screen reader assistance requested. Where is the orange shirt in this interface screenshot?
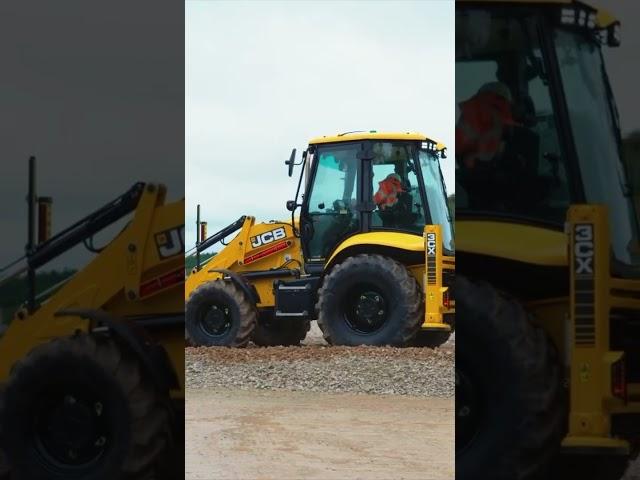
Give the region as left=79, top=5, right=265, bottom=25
left=456, top=91, right=518, bottom=168
left=374, top=174, right=405, bottom=210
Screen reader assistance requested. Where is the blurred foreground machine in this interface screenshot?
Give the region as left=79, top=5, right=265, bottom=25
left=0, top=157, right=185, bottom=480
left=185, top=131, right=455, bottom=348
left=456, top=1, right=639, bottom=479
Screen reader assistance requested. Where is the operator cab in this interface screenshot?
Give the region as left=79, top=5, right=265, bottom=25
left=455, top=2, right=640, bottom=269
left=287, top=131, right=453, bottom=266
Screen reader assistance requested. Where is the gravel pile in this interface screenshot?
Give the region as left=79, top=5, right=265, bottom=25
left=186, top=340, right=454, bottom=397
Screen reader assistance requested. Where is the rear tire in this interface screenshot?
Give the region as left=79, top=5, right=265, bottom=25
left=0, top=449, right=9, bottom=479
left=0, top=334, right=171, bottom=480
left=455, top=276, right=565, bottom=480
left=317, top=254, right=422, bottom=346
left=251, top=310, right=310, bottom=346
left=185, top=280, right=256, bottom=347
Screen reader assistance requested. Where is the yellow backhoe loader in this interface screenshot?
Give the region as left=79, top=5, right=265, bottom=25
left=185, top=131, right=455, bottom=348
left=0, top=157, right=185, bottom=480
left=456, top=2, right=638, bottom=479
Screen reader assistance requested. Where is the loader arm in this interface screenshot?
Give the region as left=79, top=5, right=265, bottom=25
left=0, top=183, right=185, bottom=381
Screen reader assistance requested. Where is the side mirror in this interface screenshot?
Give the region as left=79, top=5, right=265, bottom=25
left=440, top=147, right=447, bottom=159
left=286, top=200, right=298, bottom=212
left=285, top=148, right=297, bottom=177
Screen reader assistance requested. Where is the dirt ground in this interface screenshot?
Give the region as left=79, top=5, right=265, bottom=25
left=185, top=388, right=454, bottom=480
left=625, top=460, right=640, bottom=480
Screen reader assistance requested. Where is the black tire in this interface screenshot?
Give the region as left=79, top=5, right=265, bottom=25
left=0, top=449, right=10, bottom=480
left=185, top=280, right=256, bottom=347
left=0, top=334, right=171, bottom=480
left=550, top=454, right=630, bottom=480
left=412, top=330, right=451, bottom=348
left=151, top=400, right=183, bottom=480
left=455, top=276, right=565, bottom=480
left=317, top=254, right=423, bottom=346
left=0, top=386, right=9, bottom=479
left=251, top=310, right=310, bottom=347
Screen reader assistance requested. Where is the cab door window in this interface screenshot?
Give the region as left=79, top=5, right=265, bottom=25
left=305, top=144, right=360, bottom=260
left=371, top=142, right=426, bottom=233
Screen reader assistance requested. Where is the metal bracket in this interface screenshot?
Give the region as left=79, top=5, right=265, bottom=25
left=55, top=308, right=179, bottom=392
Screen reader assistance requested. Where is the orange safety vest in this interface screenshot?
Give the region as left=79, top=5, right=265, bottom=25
left=374, top=174, right=405, bottom=210
left=456, top=91, right=518, bottom=168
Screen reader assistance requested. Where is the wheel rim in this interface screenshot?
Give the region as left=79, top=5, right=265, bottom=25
left=342, top=284, right=389, bottom=334
left=34, top=386, right=108, bottom=469
left=455, top=367, right=482, bottom=454
left=198, top=302, right=232, bottom=337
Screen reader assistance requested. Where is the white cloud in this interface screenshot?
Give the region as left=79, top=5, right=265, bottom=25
left=186, top=0, right=454, bottom=248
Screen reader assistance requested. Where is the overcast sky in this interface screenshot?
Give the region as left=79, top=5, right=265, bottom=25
left=602, top=0, right=640, bottom=136
left=0, top=2, right=183, bottom=271
left=185, top=0, right=455, bottom=250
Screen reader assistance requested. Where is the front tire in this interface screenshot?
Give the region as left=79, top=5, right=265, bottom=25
left=0, top=334, right=171, bottom=480
left=0, top=449, right=10, bottom=479
left=455, top=276, right=564, bottom=480
left=317, top=254, right=423, bottom=346
left=550, top=454, right=631, bottom=480
left=185, top=280, right=256, bottom=347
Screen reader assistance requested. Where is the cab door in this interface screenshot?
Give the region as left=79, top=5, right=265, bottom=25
left=301, top=142, right=363, bottom=262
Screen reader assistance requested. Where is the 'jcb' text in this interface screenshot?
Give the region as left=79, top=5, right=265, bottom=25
left=251, top=227, right=286, bottom=249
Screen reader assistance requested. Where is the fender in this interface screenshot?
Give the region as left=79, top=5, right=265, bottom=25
left=54, top=308, right=180, bottom=393
left=208, top=268, right=261, bottom=304
left=456, top=219, right=566, bottom=267
left=326, top=232, right=424, bottom=268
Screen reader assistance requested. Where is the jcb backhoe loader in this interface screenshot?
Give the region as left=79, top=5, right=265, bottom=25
left=185, top=131, right=455, bottom=348
left=456, top=2, right=638, bottom=479
left=0, top=157, right=185, bottom=480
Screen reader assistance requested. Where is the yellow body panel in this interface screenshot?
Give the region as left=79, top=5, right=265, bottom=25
left=525, top=297, right=568, bottom=355
left=0, top=184, right=185, bottom=394
left=326, top=231, right=425, bottom=266
left=565, top=206, right=632, bottom=448
left=423, top=224, right=454, bottom=328
left=309, top=131, right=445, bottom=150
left=185, top=217, right=303, bottom=308
left=457, top=220, right=566, bottom=266
left=461, top=206, right=638, bottom=452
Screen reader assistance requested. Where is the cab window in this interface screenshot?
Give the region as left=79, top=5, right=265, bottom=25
left=371, top=142, right=426, bottom=233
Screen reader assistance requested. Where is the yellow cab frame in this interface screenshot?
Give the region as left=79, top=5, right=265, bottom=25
left=457, top=0, right=637, bottom=456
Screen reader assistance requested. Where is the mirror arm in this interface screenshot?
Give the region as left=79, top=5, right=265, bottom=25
left=289, top=154, right=307, bottom=237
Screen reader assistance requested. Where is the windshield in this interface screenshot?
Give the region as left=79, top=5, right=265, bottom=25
left=554, top=28, right=640, bottom=266
left=419, top=149, right=455, bottom=252
left=455, top=11, right=572, bottom=224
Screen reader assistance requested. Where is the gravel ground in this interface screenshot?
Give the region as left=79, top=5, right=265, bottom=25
left=187, top=321, right=454, bottom=397
left=186, top=322, right=640, bottom=479
left=186, top=345, right=454, bottom=397
left=625, top=459, right=640, bottom=480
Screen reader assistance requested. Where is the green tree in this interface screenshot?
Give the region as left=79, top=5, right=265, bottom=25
left=0, top=269, right=76, bottom=324
left=185, top=252, right=215, bottom=272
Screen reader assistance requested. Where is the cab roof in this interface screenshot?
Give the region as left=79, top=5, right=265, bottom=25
left=309, top=131, right=446, bottom=150
left=459, top=0, right=617, bottom=29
